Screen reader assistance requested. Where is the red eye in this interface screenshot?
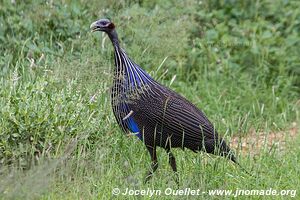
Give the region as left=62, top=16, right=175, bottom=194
left=108, top=23, right=115, bottom=29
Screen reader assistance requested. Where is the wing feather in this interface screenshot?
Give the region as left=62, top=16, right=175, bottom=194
left=131, top=85, right=218, bottom=143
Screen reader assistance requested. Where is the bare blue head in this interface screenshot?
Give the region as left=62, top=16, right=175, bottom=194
left=90, top=18, right=119, bottom=46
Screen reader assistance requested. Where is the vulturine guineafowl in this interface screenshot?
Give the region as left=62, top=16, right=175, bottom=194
left=90, top=18, right=244, bottom=183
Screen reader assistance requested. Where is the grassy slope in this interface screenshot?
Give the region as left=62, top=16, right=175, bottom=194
left=0, top=0, right=299, bottom=199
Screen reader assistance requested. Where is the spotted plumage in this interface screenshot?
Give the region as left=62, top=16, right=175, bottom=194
left=90, top=18, right=239, bottom=182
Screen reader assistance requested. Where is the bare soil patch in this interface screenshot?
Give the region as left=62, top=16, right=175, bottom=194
left=230, top=122, right=299, bottom=156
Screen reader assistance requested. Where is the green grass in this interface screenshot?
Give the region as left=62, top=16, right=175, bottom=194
left=0, top=0, right=299, bottom=199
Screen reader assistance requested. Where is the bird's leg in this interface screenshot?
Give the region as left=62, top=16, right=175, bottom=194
left=167, top=150, right=177, bottom=172
left=144, top=146, right=158, bottom=183
left=166, top=149, right=179, bottom=185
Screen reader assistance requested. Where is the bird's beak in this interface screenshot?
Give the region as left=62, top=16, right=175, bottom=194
left=90, top=21, right=99, bottom=32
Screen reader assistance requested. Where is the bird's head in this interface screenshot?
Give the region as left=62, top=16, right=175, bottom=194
left=90, top=18, right=115, bottom=33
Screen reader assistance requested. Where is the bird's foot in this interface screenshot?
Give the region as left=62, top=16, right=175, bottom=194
left=144, top=162, right=158, bottom=184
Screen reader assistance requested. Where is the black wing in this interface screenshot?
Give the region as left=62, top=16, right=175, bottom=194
left=132, top=84, right=219, bottom=143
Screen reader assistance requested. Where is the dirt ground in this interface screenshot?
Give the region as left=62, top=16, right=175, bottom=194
left=230, top=122, right=299, bottom=156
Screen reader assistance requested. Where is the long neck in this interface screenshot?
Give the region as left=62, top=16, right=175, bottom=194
left=107, top=30, right=120, bottom=48
left=107, top=30, right=156, bottom=89
left=108, top=30, right=124, bottom=74
left=107, top=29, right=124, bottom=74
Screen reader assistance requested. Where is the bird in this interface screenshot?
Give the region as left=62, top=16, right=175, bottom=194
left=90, top=18, right=241, bottom=183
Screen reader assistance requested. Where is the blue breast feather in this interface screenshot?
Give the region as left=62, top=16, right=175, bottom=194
left=124, top=116, right=143, bottom=140
left=121, top=62, right=153, bottom=140
left=121, top=101, right=142, bottom=140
